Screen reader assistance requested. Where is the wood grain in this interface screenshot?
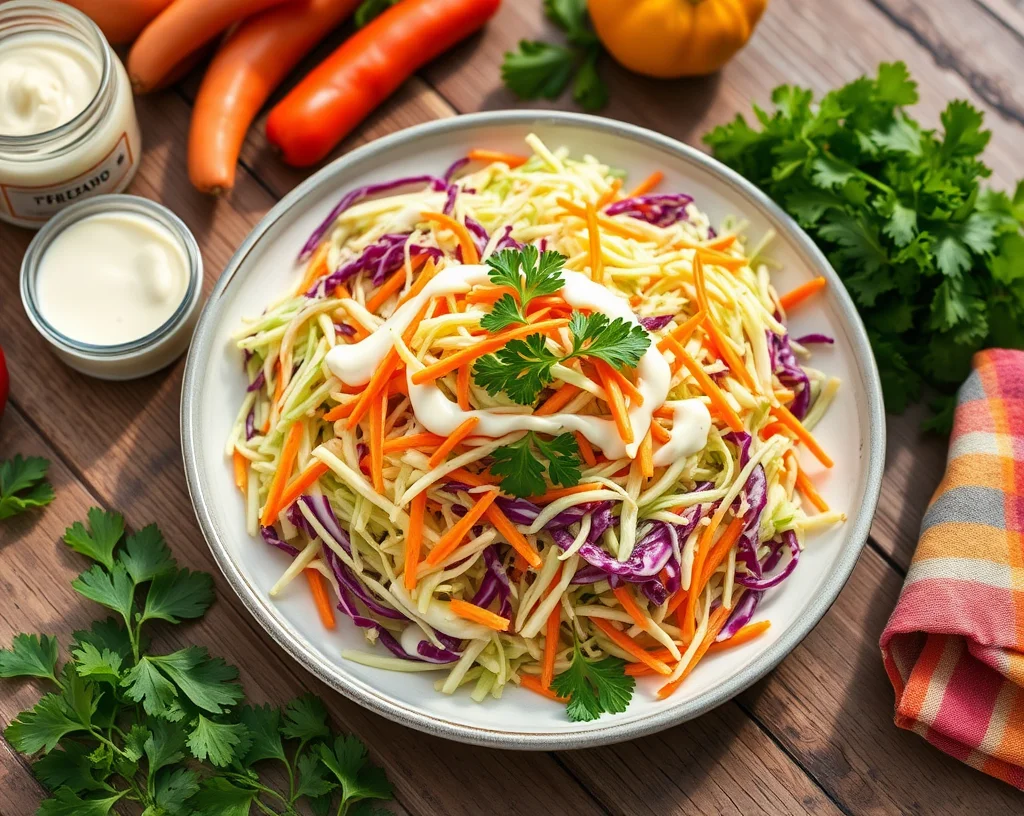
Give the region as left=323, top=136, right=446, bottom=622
left=0, top=90, right=835, bottom=816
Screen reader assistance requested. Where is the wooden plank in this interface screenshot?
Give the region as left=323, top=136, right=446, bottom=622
left=0, top=99, right=603, bottom=816
left=740, top=545, right=1024, bottom=814
left=870, top=0, right=1024, bottom=126
left=976, top=0, right=1024, bottom=39
left=0, top=90, right=833, bottom=816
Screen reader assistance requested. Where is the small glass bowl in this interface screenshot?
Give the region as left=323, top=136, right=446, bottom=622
left=20, top=194, right=202, bottom=380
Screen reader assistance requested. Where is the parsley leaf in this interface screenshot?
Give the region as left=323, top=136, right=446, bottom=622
left=153, top=766, right=200, bottom=812
left=71, top=642, right=123, bottom=685
left=118, top=524, right=175, bottom=584
left=501, top=0, right=607, bottom=111
left=474, top=335, right=560, bottom=405
left=566, top=312, right=650, bottom=368
left=32, top=741, right=110, bottom=793
left=0, top=455, right=54, bottom=520
left=550, top=639, right=634, bottom=722
left=63, top=508, right=124, bottom=570
left=140, top=568, right=214, bottom=624
left=490, top=432, right=582, bottom=498
left=281, top=693, right=331, bottom=741
left=0, top=633, right=59, bottom=682
left=72, top=564, right=135, bottom=622
left=239, top=703, right=286, bottom=765
left=705, top=61, right=1024, bottom=422
left=319, top=735, right=393, bottom=807
left=296, top=751, right=337, bottom=799
left=37, top=788, right=126, bottom=816
left=121, top=657, right=181, bottom=719
left=189, top=777, right=258, bottom=815
left=5, top=693, right=90, bottom=753
left=480, top=247, right=566, bottom=331
left=147, top=648, right=243, bottom=715
left=187, top=715, right=251, bottom=768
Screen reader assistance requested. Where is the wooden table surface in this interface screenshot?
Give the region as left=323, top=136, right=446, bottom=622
left=3, top=1, right=1024, bottom=813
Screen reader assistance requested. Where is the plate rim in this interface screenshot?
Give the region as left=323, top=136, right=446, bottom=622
left=181, top=110, right=886, bottom=750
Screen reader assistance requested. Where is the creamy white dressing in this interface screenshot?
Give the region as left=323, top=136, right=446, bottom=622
left=0, top=32, right=99, bottom=136
left=652, top=400, right=712, bottom=467
left=35, top=211, right=190, bottom=346
left=324, top=264, right=711, bottom=460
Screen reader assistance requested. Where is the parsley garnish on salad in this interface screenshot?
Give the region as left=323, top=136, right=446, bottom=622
left=490, top=431, right=582, bottom=498
left=551, top=639, right=634, bottom=722
left=0, top=454, right=55, bottom=520
left=704, top=61, right=1024, bottom=427
left=0, top=507, right=393, bottom=815
left=480, top=246, right=566, bottom=331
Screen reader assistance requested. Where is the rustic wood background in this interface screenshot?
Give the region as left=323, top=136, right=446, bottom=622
left=3, top=1, right=1024, bottom=813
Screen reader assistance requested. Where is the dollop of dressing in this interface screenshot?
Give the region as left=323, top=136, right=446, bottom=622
left=0, top=33, right=100, bottom=136
left=325, top=264, right=711, bottom=461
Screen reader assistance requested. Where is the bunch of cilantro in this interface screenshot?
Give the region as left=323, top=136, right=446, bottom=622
left=0, top=507, right=392, bottom=816
left=704, top=62, right=1024, bottom=428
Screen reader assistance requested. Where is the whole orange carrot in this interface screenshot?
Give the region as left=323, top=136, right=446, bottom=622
left=189, top=0, right=361, bottom=194
left=266, top=0, right=501, bottom=166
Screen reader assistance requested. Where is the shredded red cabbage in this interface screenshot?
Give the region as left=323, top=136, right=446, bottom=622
left=795, top=333, right=834, bottom=345
left=261, top=526, right=299, bottom=557
left=639, top=314, right=675, bottom=331
left=716, top=590, right=761, bottom=641
left=492, top=225, right=522, bottom=252
left=246, top=370, right=265, bottom=392
left=244, top=408, right=255, bottom=441
left=469, top=545, right=512, bottom=618
left=443, top=157, right=469, bottom=182
left=334, top=322, right=357, bottom=337
left=299, top=175, right=447, bottom=261
left=735, top=531, right=800, bottom=591
left=767, top=330, right=811, bottom=420
left=606, top=194, right=694, bottom=227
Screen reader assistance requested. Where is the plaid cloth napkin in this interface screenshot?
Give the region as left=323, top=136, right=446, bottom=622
left=880, top=349, right=1024, bottom=789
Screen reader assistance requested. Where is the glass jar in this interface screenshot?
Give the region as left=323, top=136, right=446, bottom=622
left=20, top=195, right=203, bottom=380
left=0, top=0, right=142, bottom=228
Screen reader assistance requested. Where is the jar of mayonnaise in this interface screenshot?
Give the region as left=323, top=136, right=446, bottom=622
left=0, top=0, right=142, bottom=228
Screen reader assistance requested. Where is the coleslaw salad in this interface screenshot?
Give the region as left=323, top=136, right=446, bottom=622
left=227, top=135, right=844, bottom=719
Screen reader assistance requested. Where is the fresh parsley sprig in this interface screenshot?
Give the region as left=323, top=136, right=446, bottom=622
left=0, top=507, right=393, bottom=815
left=480, top=246, right=567, bottom=332
left=550, top=638, right=634, bottom=722
left=502, top=0, right=609, bottom=112
left=490, top=432, right=582, bottom=498
left=704, top=61, right=1024, bottom=429
left=0, top=454, right=55, bottom=520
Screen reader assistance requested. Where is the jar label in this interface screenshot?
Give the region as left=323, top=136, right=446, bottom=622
left=1, top=132, right=135, bottom=222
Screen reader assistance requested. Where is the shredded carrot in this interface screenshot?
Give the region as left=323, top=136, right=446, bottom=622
left=698, top=515, right=746, bottom=590
left=541, top=603, right=561, bottom=689
left=591, top=618, right=672, bottom=676
left=690, top=244, right=749, bottom=272
left=426, top=490, right=498, bottom=565
left=692, top=252, right=710, bottom=313
left=704, top=316, right=758, bottom=393
left=484, top=504, right=542, bottom=568
left=596, top=178, right=623, bottom=209
left=628, top=170, right=664, bottom=198
left=675, top=348, right=744, bottom=433
left=467, top=148, right=528, bottom=168
left=658, top=601, right=736, bottom=698
left=403, top=492, right=427, bottom=591
left=771, top=405, right=833, bottom=468
left=519, top=673, right=569, bottom=702
left=682, top=511, right=727, bottom=640
left=297, top=242, right=330, bottom=294
left=448, top=598, right=510, bottom=632
left=427, top=416, right=479, bottom=469
left=535, top=382, right=581, bottom=415
left=445, top=467, right=498, bottom=487
left=779, top=276, right=827, bottom=311
left=795, top=468, right=829, bottom=513
left=412, top=318, right=569, bottom=385
left=629, top=293, right=644, bottom=307
left=347, top=301, right=430, bottom=429
left=585, top=202, right=604, bottom=284
left=369, top=391, right=386, bottom=493
left=305, top=569, right=336, bottom=630
left=531, top=482, right=604, bottom=504
left=456, top=364, right=471, bottom=411
left=271, top=360, right=284, bottom=408
left=365, top=253, right=428, bottom=314
left=612, top=585, right=651, bottom=632
left=706, top=620, right=771, bottom=653
left=464, top=285, right=517, bottom=305
left=382, top=433, right=444, bottom=453
left=260, top=422, right=303, bottom=526
left=232, top=450, right=247, bottom=494
left=593, top=360, right=634, bottom=445
left=601, top=364, right=644, bottom=406
left=704, top=232, right=737, bottom=251
left=556, top=198, right=651, bottom=241
left=574, top=431, right=597, bottom=466
left=397, top=258, right=439, bottom=306
left=759, top=421, right=788, bottom=440
left=650, top=421, right=671, bottom=445
left=637, top=431, right=654, bottom=478
left=422, top=212, right=479, bottom=264
left=333, top=282, right=351, bottom=300
left=656, top=310, right=705, bottom=351
left=323, top=400, right=357, bottom=422
left=276, top=461, right=329, bottom=514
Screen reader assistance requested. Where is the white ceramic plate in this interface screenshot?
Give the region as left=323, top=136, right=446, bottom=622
left=181, top=111, right=885, bottom=749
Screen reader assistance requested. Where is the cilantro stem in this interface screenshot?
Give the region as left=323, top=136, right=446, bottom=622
left=821, top=148, right=894, bottom=195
